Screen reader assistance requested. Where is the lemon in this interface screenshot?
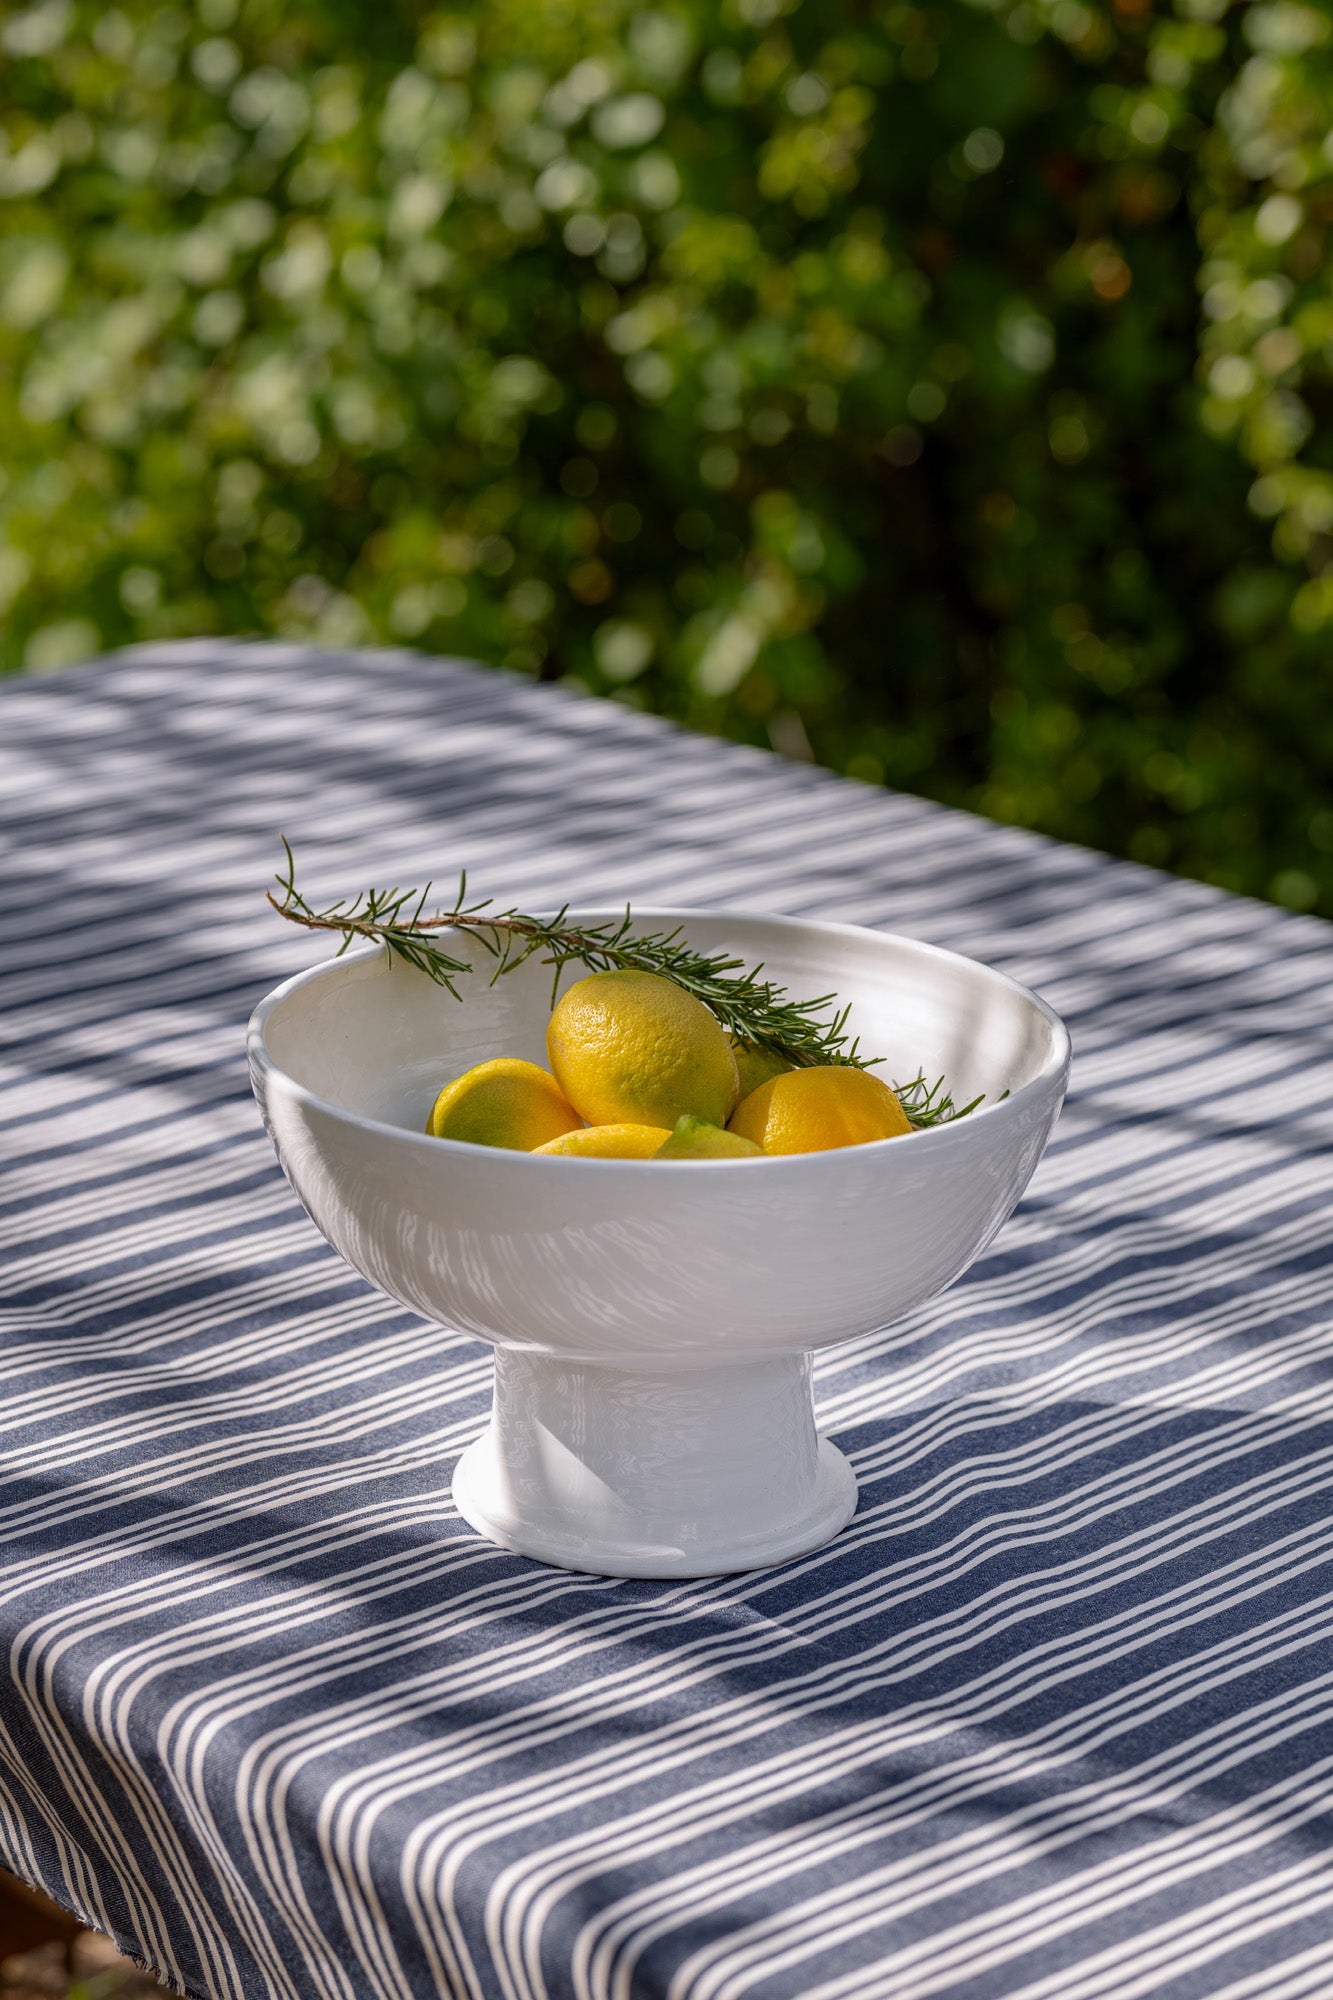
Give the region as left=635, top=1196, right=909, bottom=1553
left=730, top=1038, right=793, bottom=1100
left=655, top=1115, right=765, bottom=1161
left=547, top=970, right=739, bottom=1130
left=427, top=1057, right=582, bottom=1151
left=728, top=1065, right=912, bottom=1155
left=534, top=1122, right=672, bottom=1159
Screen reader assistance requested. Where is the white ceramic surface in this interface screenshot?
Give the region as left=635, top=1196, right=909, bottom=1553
left=248, top=911, right=1070, bottom=1577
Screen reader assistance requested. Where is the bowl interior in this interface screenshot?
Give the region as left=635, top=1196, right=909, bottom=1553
left=256, top=911, right=1065, bottom=1137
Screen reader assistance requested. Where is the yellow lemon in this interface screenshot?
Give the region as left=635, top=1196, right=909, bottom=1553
left=655, top=1115, right=765, bottom=1161
left=730, top=1037, right=793, bottom=1100
left=728, top=1065, right=912, bottom=1155
left=534, top=1122, right=672, bottom=1159
left=546, top=970, right=739, bottom=1130
left=427, top=1058, right=581, bottom=1151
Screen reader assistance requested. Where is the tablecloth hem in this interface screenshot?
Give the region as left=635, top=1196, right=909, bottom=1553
left=0, top=1855, right=211, bottom=2000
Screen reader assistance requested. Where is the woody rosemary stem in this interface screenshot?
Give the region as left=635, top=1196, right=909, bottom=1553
left=267, top=840, right=988, bottom=1126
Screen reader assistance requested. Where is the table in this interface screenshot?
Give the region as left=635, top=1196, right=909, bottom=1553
left=3, top=640, right=1331, bottom=2000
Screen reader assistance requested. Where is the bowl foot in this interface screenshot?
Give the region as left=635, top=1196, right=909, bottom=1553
left=451, top=1349, right=858, bottom=1579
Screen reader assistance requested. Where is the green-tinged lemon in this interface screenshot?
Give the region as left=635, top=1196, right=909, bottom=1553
left=546, top=969, right=739, bottom=1130
left=654, top=1115, right=765, bottom=1160
left=426, top=1058, right=582, bottom=1151
left=728, top=1065, right=912, bottom=1154
left=730, top=1037, right=794, bottom=1100
left=533, top=1122, right=672, bottom=1159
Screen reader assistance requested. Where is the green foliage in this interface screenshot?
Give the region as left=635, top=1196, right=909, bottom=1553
left=270, top=839, right=878, bottom=1071
left=1, top=0, right=1330, bottom=914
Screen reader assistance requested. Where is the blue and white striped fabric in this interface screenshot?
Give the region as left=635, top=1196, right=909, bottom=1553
left=3, top=640, right=1331, bottom=2000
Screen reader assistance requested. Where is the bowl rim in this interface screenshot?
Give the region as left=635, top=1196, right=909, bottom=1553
left=247, top=906, right=1072, bottom=1170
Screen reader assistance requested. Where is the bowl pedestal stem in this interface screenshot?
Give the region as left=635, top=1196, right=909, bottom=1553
left=451, top=1347, right=858, bottom=1579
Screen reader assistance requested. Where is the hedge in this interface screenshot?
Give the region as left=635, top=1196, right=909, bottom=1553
left=2, top=0, right=1330, bottom=911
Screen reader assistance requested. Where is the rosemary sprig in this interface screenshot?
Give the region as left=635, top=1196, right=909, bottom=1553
left=269, top=840, right=867, bottom=1069
left=268, top=842, right=992, bottom=1122
left=893, top=1073, right=996, bottom=1130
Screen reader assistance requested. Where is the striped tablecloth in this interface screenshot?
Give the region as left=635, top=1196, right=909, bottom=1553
left=4, top=641, right=1331, bottom=2000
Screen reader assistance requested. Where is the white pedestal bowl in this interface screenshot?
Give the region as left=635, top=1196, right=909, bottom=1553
left=248, top=911, right=1070, bottom=1578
